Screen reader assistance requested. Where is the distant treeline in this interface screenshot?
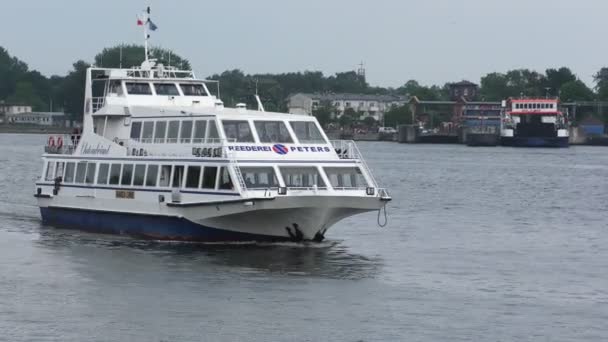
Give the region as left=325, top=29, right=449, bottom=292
left=2, top=44, right=608, bottom=123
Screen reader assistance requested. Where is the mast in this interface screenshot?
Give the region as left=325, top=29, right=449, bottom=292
left=143, top=6, right=150, bottom=63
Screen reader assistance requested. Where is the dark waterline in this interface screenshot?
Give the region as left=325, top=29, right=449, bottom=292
left=1, top=134, right=607, bottom=341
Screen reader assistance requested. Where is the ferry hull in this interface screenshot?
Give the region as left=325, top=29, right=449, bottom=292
left=501, top=136, right=569, bottom=148
left=39, top=194, right=384, bottom=242
left=40, top=207, right=292, bottom=242
left=466, top=133, right=499, bottom=147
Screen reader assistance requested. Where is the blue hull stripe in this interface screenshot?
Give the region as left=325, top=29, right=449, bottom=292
left=40, top=207, right=289, bottom=242
left=34, top=183, right=240, bottom=196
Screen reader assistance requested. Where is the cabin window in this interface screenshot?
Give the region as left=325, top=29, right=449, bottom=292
left=167, top=121, right=179, bottom=143
left=193, top=120, right=207, bottom=143
left=97, top=163, right=109, bottom=185
left=254, top=121, right=293, bottom=143
left=180, top=121, right=193, bottom=143
left=109, top=164, right=121, bottom=185
left=146, top=165, right=159, bottom=186
left=142, top=122, right=154, bottom=143
left=121, top=164, right=134, bottom=185
left=55, top=162, right=65, bottom=179
left=75, top=161, right=87, bottom=183
left=218, top=167, right=234, bottom=190
left=324, top=167, right=367, bottom=189
left=180, top=83, right=207, bottom=96
left=85, top=163, right=96, bottom=184
left=172, top=165, right=185, bottom=188
left=108, top=80, right=123, bottom=96
left=130, top=122, right=142, bottom=140
left=154, top=121, right=167, bottom=143
left=201, top=166, right=218, bottom=189
left=289, top=121, right=326, bottom=144
left=280, top=167, right=326, bottom=188
left=133, top=165, right=146, bottom=186
left=222, top=120, right=254, bottom=142
left=64, top=162, right=76, bottom=183
left=45, top=162, right=55, bottom=181
left=208, top=121, right=219, bottom=141
left=154, top=83, right=180, bottom=96
left=185, top=166, right=201, bottom=188
left=240, top=167, right=279, bottom=189
left=159, top=165, right=172, bottom=187
left=125, top=82, right=152, bottom=95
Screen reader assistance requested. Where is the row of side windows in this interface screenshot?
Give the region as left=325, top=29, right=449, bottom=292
left=131, top=119, right=327, bottom=144
left=515, top=103, right=555, bottom=110
left=44, top=162, right=369, bottom=190
left=44, top=161, right=235, bottom=191
left=130, top=119, right=220, bottom=144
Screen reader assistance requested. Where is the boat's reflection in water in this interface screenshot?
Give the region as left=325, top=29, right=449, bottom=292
left=35, top=225, right=383, bottom=281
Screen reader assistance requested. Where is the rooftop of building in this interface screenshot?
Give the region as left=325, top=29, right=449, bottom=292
left=448, top=80, right=478, bottom=87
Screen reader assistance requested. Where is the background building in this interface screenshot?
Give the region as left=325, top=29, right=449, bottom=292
left=448, top=81, right=479, bottom=101
left=287, top=93, right=408, bottom=123
left=6, top=112, right=67, bottom=126
left=0, top=102, right=33, bottom=115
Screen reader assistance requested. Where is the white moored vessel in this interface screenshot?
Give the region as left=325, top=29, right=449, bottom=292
left=34, top=11, right=391, bottom=242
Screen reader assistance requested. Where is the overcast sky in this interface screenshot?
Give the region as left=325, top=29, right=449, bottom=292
left=0, top=0, right=605, bottom=88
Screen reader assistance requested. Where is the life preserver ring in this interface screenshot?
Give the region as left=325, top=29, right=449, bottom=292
left=56, top=136, right=63, bottom=149
left=48, top=136, right=55, bottom=147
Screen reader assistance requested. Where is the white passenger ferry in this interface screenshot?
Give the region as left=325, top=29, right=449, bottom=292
left=34, top=57, right=391, bottom=242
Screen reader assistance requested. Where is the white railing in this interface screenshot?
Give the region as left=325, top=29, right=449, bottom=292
left=330, top=140, right=378, bottom=188
left=91, top=97, right=105, bottom=113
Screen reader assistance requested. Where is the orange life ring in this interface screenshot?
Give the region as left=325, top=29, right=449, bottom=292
left=56, top=136, right=63, bottom=149
left=48, top=136, right=55, bottom=147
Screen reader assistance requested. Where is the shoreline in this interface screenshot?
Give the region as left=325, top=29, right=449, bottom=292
left=0, top=125, right=72, bottom=135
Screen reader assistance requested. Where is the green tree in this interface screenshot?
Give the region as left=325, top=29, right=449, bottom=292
left=559, top=80, right=595, bottom=102
left=383, top=105, right=412, bottom=127
left=312, top=100, right=334, bottom=127
left=593, top=67, right=608, bottom=100
left=94, top=45, right=191, bottom=70
left=398, top=80, right=444, bottom=100
left=480, top=72, right=509, bottom=100
left=7, top=81, right=45, bottom=110
left=339, top=107, right=359, bottom=127
left=362, top=116, right=376, bottom=128
left=545, top=67, right=576, bottom=96
left=61, top=60, right=90, bottom=120
left=0, top=47, right=29, bottom=100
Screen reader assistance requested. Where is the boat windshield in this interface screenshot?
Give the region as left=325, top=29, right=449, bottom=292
left=289, top=121, right=326, bottom=144
left=254, top=121, right=293, bottom=143
left=324, top=167, right=368, bottom=189
left=280, top=167, right=326, bottom=189
left=240, top=167, right=279, bottom=189
left=222, top=120, right=254, bottom=142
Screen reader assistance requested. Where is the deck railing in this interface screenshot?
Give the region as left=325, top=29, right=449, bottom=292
left=44, top=135, right=81, bottom=155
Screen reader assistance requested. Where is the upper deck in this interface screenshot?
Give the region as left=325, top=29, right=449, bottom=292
left=52, top=63, right=352, bottom=164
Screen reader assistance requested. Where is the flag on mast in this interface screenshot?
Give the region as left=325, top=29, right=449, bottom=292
left=147, top=19, right=158, bottom=31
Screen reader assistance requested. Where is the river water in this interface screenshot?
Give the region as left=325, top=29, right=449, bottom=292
left=0, top=134, right=607, bottom=341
